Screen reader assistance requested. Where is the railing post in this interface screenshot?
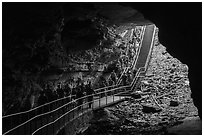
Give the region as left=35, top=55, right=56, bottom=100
left=29, top=113, right=32, bottom=134
left=73, top=102, right=75, bottom=120
left=99, top=93, right=101, bottom=107
left=119, top=88, right=121, bottom=100
left=46, top=114, right=49, bottom=134
left=53, top=112, right=55, bottom=134
left=82, top=97, right=84, bottom=127
left=34, top=109, right=37, bottom=135
left=10, top=116, right=13, bottom=134
left=106, top=91, right=107, bottom=105
left=113, top=89, right=114, bottom=102
left=3, top=66, right=143, bottom=135
left=92, top=94, right=94, bottom=110
left=67, top=103, right=70, bottom=123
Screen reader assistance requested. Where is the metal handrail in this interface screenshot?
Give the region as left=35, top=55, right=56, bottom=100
left=94, top=66, right=130, bottom=93
left=116, top=67, right=128, bottom=85
left=30, top=68, right=142, bottom=135
left=3, top=99, right=72, bottom=134
left=2, top=78, right=124, bottom=134
left=95, top=26, right=146, bottom=90
left=3, top=84, right=129, bottom=135
left=3, top=77, right=119, bottom=119
left=2, top=96, right=71, bottom=118
left=3, top=66, right=139, bottom=134
left=3, top=25, right=148, bottom=135
left=36, top=25, right=151, bottom=135
left=3, top=67, right=142, bottom=135
left=32, top=86, right=130, bottom=135
left=3, top=25, right=146, bottom=120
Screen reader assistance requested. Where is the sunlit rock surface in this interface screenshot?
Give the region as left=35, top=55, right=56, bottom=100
left=82, top=27, right=199, bottom=135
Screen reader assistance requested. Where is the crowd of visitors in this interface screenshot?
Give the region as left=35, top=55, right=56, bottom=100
left=36, top=27, right=143, bottom=109
left=98, top=68, right=135, bottom=89
left=6, top=27, right=143, bottom=116
left=36, top=78, right=96, bottom=112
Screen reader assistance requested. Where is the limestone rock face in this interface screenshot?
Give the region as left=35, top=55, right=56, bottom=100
left=82, top=26, right=199, bottom=135
left=144, top=36, right=198, bottom=117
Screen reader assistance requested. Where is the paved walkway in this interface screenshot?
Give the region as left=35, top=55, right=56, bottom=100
left=85, top=96, right=126, bottom=110
left=134, top=24, right=155, bottom=70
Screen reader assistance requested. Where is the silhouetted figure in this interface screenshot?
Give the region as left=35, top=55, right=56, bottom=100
left=111, top=70, right=117, bottom=84
left=86, top=82, right=95, bottom=108
left=56, top=84, right=64, bottom=98
left=127, top=70, right=132, bottom=84
left=122, top=73, right=127, bottom=85
left=37, top=91, right=48, bottom=114
left=133, top=69, right=137, bottom=78
left=45, top=84, right=54, bottom=102
left=76, top=77, right=82, bottom=86
left=52, top=90, right=59, bottom=101
left=64, top=84, right=71, bottom=97
left=100, top=77, right=107, bottom=87
left=76, top=84, right=84, bottom=110
left=108, top=79, right=114, bottom=86
left=71, top=86, right=77, bottom=100
left=37, top=91, right=48, bottom=106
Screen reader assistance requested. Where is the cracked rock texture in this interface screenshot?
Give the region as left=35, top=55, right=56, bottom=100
left=82, top=27, right=198, bottom=135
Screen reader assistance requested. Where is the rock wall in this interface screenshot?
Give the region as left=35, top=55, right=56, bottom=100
left=2, top=3, right=146, bottom=115
left=3, top=4, right=200, bottom=135
left=3, top=3, right=67, bottom=115
left=80, top=25, right=199, bottom=135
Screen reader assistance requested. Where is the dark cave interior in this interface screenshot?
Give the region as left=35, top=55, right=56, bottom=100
left=2, top=2, right=202, bottom=135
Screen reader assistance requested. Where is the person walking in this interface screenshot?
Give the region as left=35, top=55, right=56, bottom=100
left=122, top=73, right=127, bottom=86
left=64, top=84, right=71, bottom=97
left=56, top=84, right=64, bottom=98
left=37, top=91, right=48, bottom=106
left=45, top=84, right=54, bottom=102
left=85, top=82, right=95, bottom=108
left=71, top=86, right=76, bottom=99
left=76, top=83, right=84, bottom=110
left=37, top=91, right=48, bottom=114
left=52, top=90, right=59, bottom=101
left=111, top=70, right=118, bottom=85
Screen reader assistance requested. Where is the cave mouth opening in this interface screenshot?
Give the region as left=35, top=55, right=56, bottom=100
left=2, top=3, right=202, bottom=135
